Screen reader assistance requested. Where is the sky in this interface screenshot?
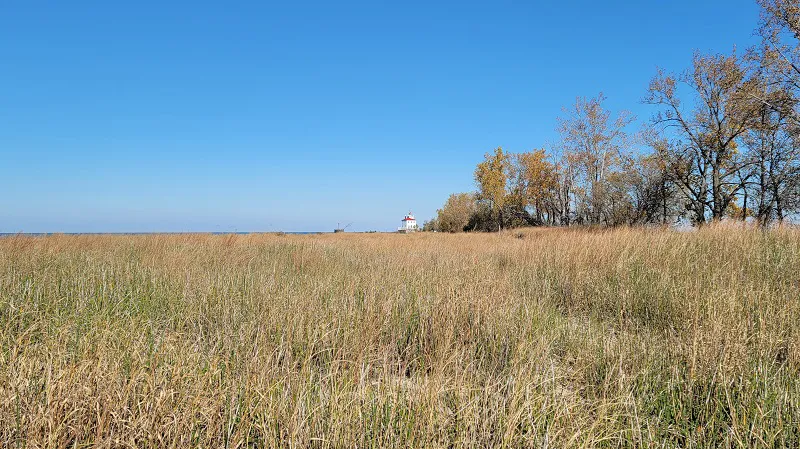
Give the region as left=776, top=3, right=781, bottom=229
left=1, top=1, right=763, bottom=232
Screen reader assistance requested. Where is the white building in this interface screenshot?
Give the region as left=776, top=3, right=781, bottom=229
left=398, top=212, right=418, bottom=233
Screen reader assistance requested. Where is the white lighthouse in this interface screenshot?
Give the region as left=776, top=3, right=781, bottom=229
left=398, top=212, right=418, bottom=233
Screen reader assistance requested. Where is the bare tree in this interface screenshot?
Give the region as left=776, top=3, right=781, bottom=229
left=645, top=52, right=761, bottom=223
left=742, top=86, right=800, bottom=224
left=557, top=93, right=635, bottom=225
left=755, top=0, right=800, bottom=124
left=552, top=155, right=576, bottom=226
left=626, top=135, right=684, bottom=225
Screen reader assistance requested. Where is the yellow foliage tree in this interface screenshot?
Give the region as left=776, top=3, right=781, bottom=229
left=435, top=192, right=476, bottom=232
left=474, top=147, right=509, bottom=231
left=510, top=149, right=558, bottom=223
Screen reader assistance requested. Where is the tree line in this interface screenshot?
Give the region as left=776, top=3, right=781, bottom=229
left=424, top=0, right=800, bottom=232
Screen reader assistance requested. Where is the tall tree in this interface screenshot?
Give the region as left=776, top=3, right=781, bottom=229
left=742, top=86, right=800, bottom=225
left=747, top=1, right=800, bottom=223
left=474, top=147, right=510, bottom=231
left=645, top=52, right=760, bottom=223
left=508, top=149, right=558, bottom=224
left=756, top=0, right=800, bottom=124
left=550, top=156, right=577, bottom=226
left=557, top=93, right=634, bottom=225
left=626, top=145, right=683, bottom=225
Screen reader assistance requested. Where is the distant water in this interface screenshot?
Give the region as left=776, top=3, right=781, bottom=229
left=0, top=232, right=326, bottom=237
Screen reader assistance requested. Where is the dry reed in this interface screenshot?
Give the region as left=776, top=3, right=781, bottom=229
left=1, top=226, right=798, bottom=447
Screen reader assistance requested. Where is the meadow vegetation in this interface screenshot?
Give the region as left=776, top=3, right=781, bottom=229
left=1, top=226, right=798, bottom=447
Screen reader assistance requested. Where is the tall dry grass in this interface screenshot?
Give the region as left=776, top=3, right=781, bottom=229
left=1, top=226, right=798, bottom=447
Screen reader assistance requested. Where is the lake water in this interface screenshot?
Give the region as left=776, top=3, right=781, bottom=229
left=0, top=232, right=327, bottom=237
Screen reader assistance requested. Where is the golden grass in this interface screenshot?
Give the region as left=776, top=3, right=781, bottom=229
left=1, top=226, right=799, bottom=447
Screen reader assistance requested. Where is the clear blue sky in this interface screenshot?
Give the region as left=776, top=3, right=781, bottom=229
left=1, top=1, right=761, bottom=232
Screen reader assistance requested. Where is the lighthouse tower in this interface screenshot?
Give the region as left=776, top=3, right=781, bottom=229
left=398, top=212, right=418, bottom=233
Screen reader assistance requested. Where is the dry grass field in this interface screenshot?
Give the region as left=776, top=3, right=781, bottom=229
left=1, top=226, right=799, bottom=448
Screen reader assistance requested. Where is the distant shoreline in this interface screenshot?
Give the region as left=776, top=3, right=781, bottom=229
left=0, top=231, right=372, bottom=236
left=0, top=231, right=322, bottom=237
